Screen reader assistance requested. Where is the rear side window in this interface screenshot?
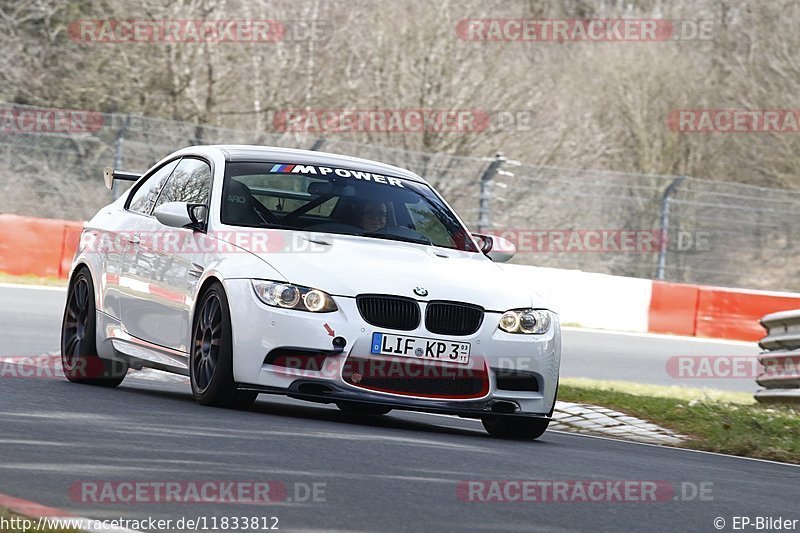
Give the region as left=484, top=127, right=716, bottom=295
left=153, top=158, right=212, bottom=210
left=127, top=159, right=180, bottom=215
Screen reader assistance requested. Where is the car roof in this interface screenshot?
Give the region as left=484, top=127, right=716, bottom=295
left=195, top=144, right=428, bottom=184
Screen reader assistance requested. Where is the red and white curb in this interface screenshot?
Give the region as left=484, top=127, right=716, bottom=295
left=0, top=492, right=141, bottom=533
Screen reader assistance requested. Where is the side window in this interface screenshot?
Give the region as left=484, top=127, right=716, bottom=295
left=152, top=158, right=212, bottom=211
left=127, top=159, right=180, bottom=215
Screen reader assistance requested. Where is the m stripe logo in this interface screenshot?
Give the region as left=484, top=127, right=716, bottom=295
left=270, top=164, right=296, bottom=173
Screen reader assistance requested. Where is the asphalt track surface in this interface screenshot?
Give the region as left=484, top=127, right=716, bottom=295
left=1, top=369, right=798, bottom=533
left=1, top=284, right=795, bottom=533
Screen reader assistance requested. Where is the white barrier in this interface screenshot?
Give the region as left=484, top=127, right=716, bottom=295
left=500, top=264, right=651, bottom=333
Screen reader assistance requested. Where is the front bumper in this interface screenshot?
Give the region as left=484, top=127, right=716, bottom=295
left=225, top=279, right=561, bottom=417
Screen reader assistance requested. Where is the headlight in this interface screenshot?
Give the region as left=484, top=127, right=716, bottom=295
left=251, top=280, right=337, bottom=313
left=498, top=309, right=551, bottom=334
left=303, top=289, right=327, bottom=312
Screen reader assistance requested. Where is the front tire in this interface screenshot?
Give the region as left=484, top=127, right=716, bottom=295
left=482, top=416, right=550, bottom=440
left=190, top=281, right=257, bottom=410
left=61, top=267, right=128, bottom=387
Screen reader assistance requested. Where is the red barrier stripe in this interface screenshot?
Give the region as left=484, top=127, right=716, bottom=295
left=649, top=281, right=800, bottom=341
left=695, top=288, right=800, bottom=341
left=0, top=214, right=82, bottom=279
left=648, top=281, right=699, bottom=337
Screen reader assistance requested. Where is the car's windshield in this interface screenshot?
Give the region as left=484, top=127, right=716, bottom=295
left=221, top=161, right=478, bottom=252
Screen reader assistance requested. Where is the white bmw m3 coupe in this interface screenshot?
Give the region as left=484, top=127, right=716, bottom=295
left=61, top=145, right=561, bottom=439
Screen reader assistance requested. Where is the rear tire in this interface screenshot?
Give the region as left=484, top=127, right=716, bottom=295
left=336, top=401, right=392, bottom=416
left=482, top=416, right=550, bottom=440
left=61, top=267, right=128, bottom=387
left=190, top=281, right=257, bottom=410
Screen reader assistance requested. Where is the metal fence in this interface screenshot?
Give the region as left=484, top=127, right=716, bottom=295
left=757, top=310, right=800, bottom=403
left=2, top=102, right=800, bottom=291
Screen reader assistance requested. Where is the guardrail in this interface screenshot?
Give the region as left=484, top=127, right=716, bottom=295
left=756, top=309, right=800, bottom=403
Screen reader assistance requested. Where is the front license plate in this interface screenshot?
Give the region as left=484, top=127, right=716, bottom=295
left=370, top=332, right=470, bottom=365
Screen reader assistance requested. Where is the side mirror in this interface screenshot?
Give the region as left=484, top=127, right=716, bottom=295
left=188, top=204, right=208, bottom=225
left=472, top=233, right=516, bottom=262
left=154, top=202, right=206, bottom=229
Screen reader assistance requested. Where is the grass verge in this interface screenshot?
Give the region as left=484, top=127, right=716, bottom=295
left=559, top=381, right=800, bottom=464
left=560, top=377, right=756, bottom=404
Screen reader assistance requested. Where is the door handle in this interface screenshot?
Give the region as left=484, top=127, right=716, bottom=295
left=127, top=233, right=140, bottom=245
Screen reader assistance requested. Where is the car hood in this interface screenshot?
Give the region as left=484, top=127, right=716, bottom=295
left=242, top=232, right=549, bottom=310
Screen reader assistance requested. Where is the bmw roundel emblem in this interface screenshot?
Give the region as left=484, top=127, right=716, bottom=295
left=413, top=287, right=428, bottom=297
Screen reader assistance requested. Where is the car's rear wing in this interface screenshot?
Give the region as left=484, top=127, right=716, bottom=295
left=103, top=167, right=141, bottom=190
